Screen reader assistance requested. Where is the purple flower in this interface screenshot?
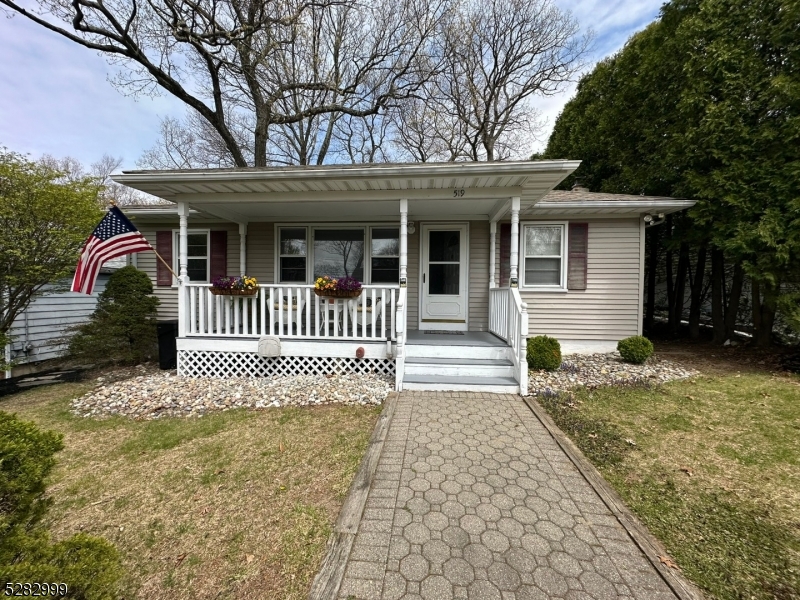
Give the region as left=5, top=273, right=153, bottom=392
left=337, top=276, right=362, bottom=291
left=211, top=275, right=237, bottom=290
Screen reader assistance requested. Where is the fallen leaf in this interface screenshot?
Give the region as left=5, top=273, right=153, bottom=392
left=588, top=433, right=597, bottom=439
left=658, top=555, right=680, bottom=570
left=279, top=440, right=285, bottom=452
left=685, top=395, right=695, bottom=401
left=215, top=469, right=225, bottom=475
left=624, top=438, right=637, bottom=446
left=175, top=553, right=187, bottom=566
left=679, top=466, right=693, bottom=476
left=246, top=554, right=254, bottom=563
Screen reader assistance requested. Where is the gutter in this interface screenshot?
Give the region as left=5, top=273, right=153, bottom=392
left=112, top=160, right=582, bottom=187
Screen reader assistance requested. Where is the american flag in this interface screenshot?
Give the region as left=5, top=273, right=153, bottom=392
left=71, top=206, right=153, bottom=294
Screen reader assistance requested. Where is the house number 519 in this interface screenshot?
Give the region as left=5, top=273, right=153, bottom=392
left=453, top=189, right=465, bottom=197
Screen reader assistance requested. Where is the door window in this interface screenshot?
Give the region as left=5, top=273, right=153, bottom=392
left=428, top=230, right=460, bottom=295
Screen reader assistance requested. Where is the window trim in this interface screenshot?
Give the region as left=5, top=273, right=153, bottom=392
left=274, top=223, right=401, bottom=285
left=171, top=229, right=210, bottom=286
left=520, top=221, right=569, bottom=291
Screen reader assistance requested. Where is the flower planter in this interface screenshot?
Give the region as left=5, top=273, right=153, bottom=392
left=313, top=288, right=362, bottom=299
left=209, top=288, right=259, bottom=297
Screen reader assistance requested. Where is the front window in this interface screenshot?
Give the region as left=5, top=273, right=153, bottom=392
left=370, top=228, right=400, bottom=283
left=173, top=230, right=209, bottom=282
left=523, top=224, right=565, bottom=287
left=313, top=229, right=365, bottom=280
left=279, top=227, right=307, bottom=282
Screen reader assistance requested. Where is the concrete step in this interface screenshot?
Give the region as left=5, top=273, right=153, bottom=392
left=404, top=357, right=515, bottom=378
left=402, top=374, right=520, bottom=393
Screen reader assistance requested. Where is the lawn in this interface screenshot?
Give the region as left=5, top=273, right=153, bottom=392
left=536, top=349, right=800, bottom=600
left=1, top=380, right=381, bottom=599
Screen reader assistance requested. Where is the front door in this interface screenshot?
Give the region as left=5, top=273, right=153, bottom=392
left=420, top=224, right=468, bottom=330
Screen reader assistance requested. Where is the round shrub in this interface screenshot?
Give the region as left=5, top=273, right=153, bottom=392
left=526, top=335, right=562, bottom=371
left=617, top=335, right=654, bottom=364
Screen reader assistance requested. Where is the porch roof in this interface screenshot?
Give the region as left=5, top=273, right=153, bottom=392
left=113, top=161, right=581, bottom=222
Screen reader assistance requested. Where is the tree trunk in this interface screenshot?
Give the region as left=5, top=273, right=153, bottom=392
left=645, top=226, right=658, bottom=333
left=669, top=243, right=689, bottom=337
left=755, top=280, right=778, bottom=347
left=711, top=248, right=726, bottom=344
left=665, top=218, right=675, bottom=326
left=752, top=278, right=761, bottom=333
left=724, top=262, right=744, bottom=341
left=688, top=244, right=707, bottom=339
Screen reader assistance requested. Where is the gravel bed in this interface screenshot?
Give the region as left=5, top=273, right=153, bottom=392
left=72, top=371, right=393, bottom=420
left=528, top=352, right=698, bottom=396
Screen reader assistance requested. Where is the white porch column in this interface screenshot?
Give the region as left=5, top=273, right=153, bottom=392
left=489, top=220, right=497, bottom=288
left=238, top=222, right=248, bottom=275
left=399, top=199, right=408, bottom=286
left=177, top=202, right=189, bottom=338
left=509, top=196, right=521, bottom=287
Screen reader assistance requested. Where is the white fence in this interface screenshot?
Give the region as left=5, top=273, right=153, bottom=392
left=183, top=284, right=399, bottom=341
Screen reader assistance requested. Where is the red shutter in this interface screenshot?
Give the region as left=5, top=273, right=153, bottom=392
left=568, top=223, right=588, bottom=290
left=499, top=223, right=511, bottom=287
left=210, top=231, right=228, bottom=280
left=155, top=231, right=173, bottom=286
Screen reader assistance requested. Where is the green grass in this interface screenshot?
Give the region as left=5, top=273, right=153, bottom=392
left=537, top=372, right=800, bottom=600
left=1, top=380, right=381, bottom=600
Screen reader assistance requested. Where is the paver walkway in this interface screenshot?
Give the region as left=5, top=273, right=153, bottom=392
left=337, top=392, right=679, bottom=600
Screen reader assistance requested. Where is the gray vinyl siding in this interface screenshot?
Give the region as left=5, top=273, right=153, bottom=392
left=468, top=221, right=490, bottom=331
left=512, top=218, right=643, bottom=341
left=135, top=222, right=241, bottom=321
left=6, top=275, right=109, bottom=365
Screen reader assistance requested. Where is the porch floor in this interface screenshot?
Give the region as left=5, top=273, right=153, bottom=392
left=405, top=330, right=506, bottom=346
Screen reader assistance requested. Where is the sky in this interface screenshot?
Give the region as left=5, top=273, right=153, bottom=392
left=0, top=0, right=664, bottom=170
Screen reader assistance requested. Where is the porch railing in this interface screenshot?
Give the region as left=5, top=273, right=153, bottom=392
left=182, top=283, right=399, bottom=341
left=489, top=287, right=529, bottom=395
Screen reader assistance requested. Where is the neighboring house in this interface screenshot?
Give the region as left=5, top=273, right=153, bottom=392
left=3, top=270, right=116, bottom=378
left=115, top=161, right=694, bottom=394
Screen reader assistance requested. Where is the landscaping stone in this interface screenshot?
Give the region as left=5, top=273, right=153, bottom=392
left=528, top=352, right=697, bottom=396
left=71, top=369, right=392, bottom=419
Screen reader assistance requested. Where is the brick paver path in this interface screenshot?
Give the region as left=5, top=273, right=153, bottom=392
left=337, top=392, right=679, bottom=600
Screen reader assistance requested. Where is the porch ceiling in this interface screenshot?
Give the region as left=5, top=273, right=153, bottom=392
left=113, top=160, right=580, bottom=221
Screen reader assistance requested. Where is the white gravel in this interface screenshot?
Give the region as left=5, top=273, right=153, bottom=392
left=71, top=352, right=696, bottom=419
left=72, top=371, right=392, bottom=420
left=528, top=352, right=697, bottom=396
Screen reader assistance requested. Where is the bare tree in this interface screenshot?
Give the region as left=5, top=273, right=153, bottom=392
left=4, top=0, right=452, bottom=168
left=40, top=153, right=161, bottom=204
left=393, top=0, right=592, bottom=162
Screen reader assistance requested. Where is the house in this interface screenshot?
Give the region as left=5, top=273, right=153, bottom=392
left=114, top=161, right=694, bottom=394
left=3, top=269, right=115, bottom=379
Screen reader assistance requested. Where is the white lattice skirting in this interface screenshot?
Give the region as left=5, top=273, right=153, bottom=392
left=178, top=350, right=395, bottom=378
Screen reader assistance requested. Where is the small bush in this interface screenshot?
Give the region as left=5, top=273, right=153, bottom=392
left=527, top=335, right=562, bottom=371
left=0, top=412, right=122, bottom=598
left=617, top=335, right=654, bottom=364
left=69, top=266, right=159, bottom=365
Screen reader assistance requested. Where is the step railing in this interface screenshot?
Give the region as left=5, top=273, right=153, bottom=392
left=394, top=287, right=407, bottom=391
left=182, top=283, right=399, bottom=341
left=488, top=286, right=528, bottom=395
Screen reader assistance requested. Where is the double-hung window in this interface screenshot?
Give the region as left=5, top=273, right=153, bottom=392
left=370, top=228, right=400, bottom=283
left=522, top=224, right=566, bottom=288
left=279, top=227, right=308, bottom=282
left=172, top=230, right=210, bottom=282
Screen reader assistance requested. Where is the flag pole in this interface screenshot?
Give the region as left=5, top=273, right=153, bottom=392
left=152, top=249, right=179, bottom=279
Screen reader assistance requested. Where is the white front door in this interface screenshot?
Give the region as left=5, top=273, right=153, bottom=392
left=420, top=223, right=469, bottom=331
